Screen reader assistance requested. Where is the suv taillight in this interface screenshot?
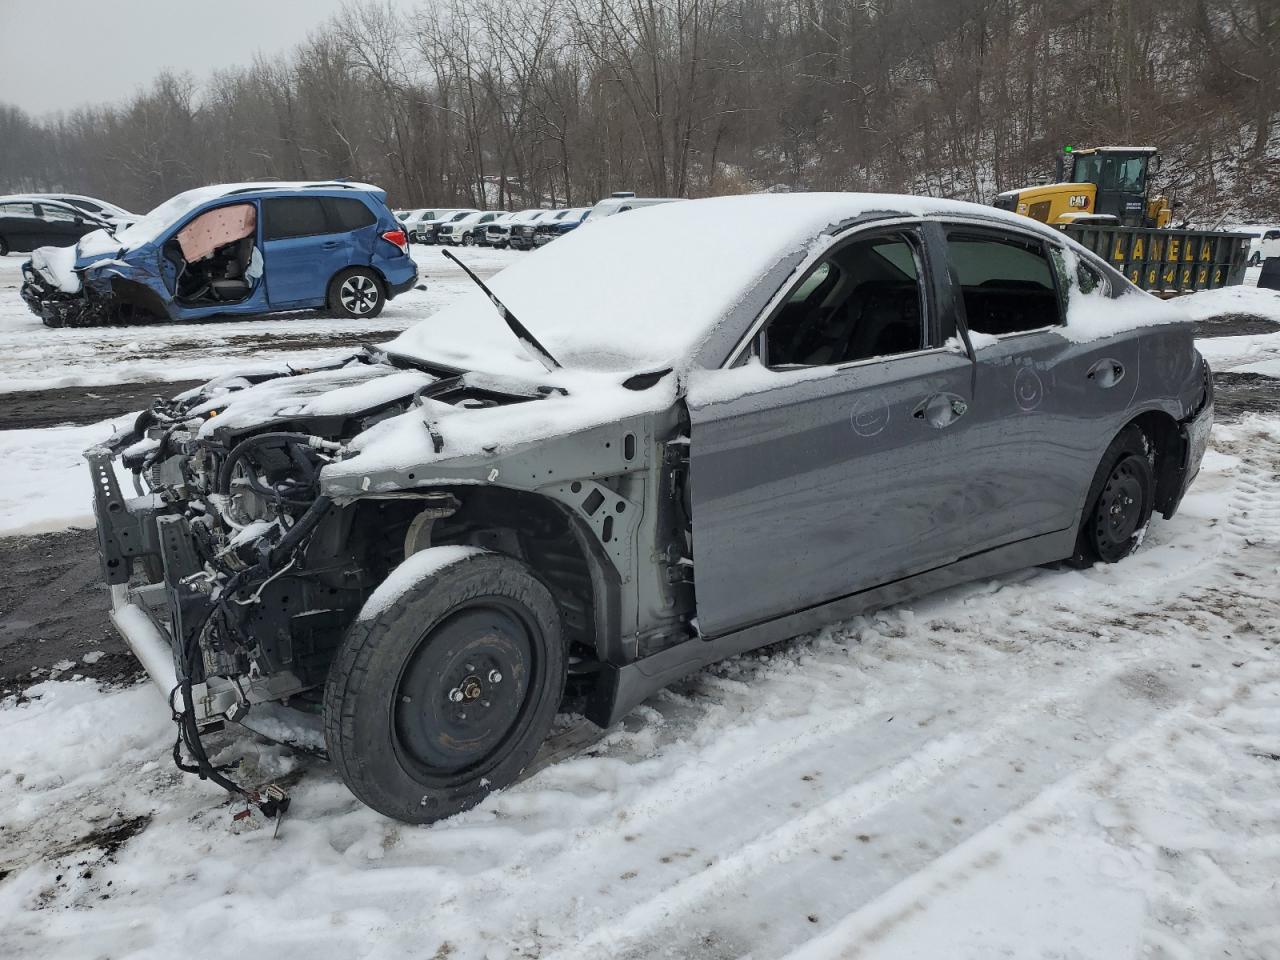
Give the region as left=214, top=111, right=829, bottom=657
left=381, top=229, right=409, bottom=254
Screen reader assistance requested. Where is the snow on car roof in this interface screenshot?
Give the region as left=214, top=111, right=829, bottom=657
left=111, top=180, right=382, bottom=250
left=386, top=192, right=1092, bottom=375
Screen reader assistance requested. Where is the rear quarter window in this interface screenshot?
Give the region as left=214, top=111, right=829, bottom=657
left=946, top=232, right=1062, bottom=336
left=324, top=198, right=377, bottom=232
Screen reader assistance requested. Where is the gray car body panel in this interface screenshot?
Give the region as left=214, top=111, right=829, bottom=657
left=688, top=215, right=1162, bottom=634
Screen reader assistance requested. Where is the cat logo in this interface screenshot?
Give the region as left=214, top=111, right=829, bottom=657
left=1067, top=194, right=1090, bottom=208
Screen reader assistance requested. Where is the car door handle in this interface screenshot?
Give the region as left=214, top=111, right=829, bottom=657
left=913, top=392, right=968, bottom=428
left=1087, top=358, right=1125, bottom=388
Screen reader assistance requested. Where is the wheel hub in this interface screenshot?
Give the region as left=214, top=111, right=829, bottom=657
left=394, top=605, right=533, bottom=776
left=340, top=275, right=378, bottom=315
left=1095, top=458, right=1146, bottom=555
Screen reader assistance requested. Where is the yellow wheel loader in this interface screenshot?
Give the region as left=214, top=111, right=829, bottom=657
left=993, top=145, right=1249, bottom=295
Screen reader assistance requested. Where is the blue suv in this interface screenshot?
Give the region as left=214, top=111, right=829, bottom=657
left=20, top=181, right=419, bottom=327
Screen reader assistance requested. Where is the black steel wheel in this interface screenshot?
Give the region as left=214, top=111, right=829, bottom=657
left=1071, top=425, right=1155, bottom=566
left=393, top=601, right=536, bottom=776
left=324, top=549, right=565, bottom=823
left=326, top=267, right=385, bottom=319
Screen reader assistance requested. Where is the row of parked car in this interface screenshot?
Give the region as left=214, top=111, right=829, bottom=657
left=394, top=194, right=676, bottom=250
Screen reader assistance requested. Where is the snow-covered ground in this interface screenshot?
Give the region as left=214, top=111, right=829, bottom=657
left=0, top=419, right=1278, bottom=960
left=1, top=248, right=1279, bottom=959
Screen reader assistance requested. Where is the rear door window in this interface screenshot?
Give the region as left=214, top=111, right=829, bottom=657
left=324, top=198, right=376, bottom=232
left=264, top=197, right=330, bottom=240
left=946, top=232, right=1062, bottom=336
left=38, top=204, right=79, bottom=222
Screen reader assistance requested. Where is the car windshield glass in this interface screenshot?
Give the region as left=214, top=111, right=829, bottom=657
left=113, top=188, right=223, bottom=247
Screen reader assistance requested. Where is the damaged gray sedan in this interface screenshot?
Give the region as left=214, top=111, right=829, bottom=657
left=89, top=194, right=1212, bottom=823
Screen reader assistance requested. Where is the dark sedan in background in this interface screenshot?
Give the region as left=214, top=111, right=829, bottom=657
left=0, top=197, right=112, bottom=256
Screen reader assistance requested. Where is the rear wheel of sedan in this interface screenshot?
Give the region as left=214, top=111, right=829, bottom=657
left=1071, top=425, right=1155, bottom=566
left=327, top=267, right=385, bottom=319
left=324, top=549, right=566, bottom=823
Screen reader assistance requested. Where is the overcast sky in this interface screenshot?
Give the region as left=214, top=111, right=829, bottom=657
left=0, top=0, right=410, bottom=116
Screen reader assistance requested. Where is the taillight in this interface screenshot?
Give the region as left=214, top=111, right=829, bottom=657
left=381, top=229, right=409, bottom=254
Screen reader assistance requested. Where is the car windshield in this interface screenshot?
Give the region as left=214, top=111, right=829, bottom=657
left=111, top=187, right=222, bottom=247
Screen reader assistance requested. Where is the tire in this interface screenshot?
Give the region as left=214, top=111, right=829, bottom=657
left=1070, top=425, right=1155, bottom=566
left=0, top=235, right=9, bottom=257
left=327, top=267, right=385, bottom=319
left=324, top=549, right=567, bottom=823
left=1249, top=253, right=1261, bottom=267
left=462, top=233, right=475, bottom=247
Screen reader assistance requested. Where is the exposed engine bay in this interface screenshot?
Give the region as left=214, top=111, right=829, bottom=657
left=88, top=348, right=597, bottom=812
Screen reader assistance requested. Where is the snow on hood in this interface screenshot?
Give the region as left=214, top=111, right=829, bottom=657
left=76, top=227, right=126, bottom=262
left=323, top=366, right=678, bottom=488
left=384, top=192, right=1093, bottom=376
left=188, top=363, right=435, bottom=438
left=29, top=244, right=83, bottom=294
left=29, top=229, right=135, bottom=288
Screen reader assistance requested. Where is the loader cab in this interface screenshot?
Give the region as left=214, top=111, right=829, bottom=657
left=1066, top=146, right=1158, bottom=227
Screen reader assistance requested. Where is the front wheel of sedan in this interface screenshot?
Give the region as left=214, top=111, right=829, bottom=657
left=1070, top=425, right=1155, bottom=566
left=324, top=549, right=566, bottom=823
left=327, top=267, right=385, bottom=319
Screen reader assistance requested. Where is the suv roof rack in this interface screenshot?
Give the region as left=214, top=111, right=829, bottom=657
left=223, top=182, right=364, bottom=197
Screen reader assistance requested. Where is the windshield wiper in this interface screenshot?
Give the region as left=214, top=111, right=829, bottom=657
left=441, top=249, right=561, bottom=372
